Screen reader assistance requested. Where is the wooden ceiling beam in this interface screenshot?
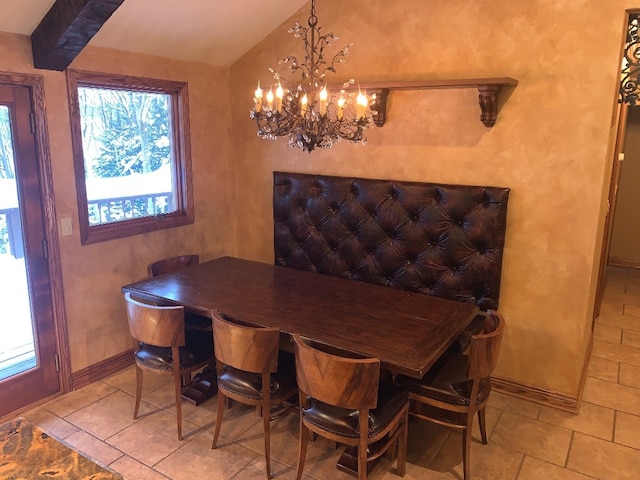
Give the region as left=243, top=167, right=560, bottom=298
left=31, top=0, right=124, bottom=71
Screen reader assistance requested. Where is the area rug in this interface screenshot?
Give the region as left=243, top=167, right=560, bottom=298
left=0, top=417, right=122, bottom=479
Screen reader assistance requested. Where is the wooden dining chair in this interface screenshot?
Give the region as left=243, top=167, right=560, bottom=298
left=147, top=254, right=199, bottom=278
left=293, top=335, right=409, bottom=480
left=123, top=292, right=215, bottom=440
left=395, top=310, right=505, bottom=480
left=147, top=254, right=211, bottom=334
left=211, top=312, right=297, bottom=479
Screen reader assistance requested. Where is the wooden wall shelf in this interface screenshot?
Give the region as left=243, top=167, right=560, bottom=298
left=339, top=77, right=518, bottom=128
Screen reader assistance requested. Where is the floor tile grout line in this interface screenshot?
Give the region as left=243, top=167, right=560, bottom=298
left=49, top=389, right=127, bottom=437
left=563, top=430, right=574, bottom=468
left=592, top=336, right=640, bottom=348
left=585, top=371, right=640, bottom=392
left=528, top=455, right=607, bottom=480
left=513, top=453, right=525, bottom=480
left=36, top=410, right=132, bottom=474
left=227, top=455, right=269, bottom=480
left=488, top=406, right=505, bottom=440
left=42, top=384, right=122, bottom=426
left=116, top=454, right=173, bottom=480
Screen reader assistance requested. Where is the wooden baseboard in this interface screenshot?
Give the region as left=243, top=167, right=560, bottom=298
left=71, top=349, right=134, bottom=390
left=608, top=257, right=640, bottom=269
left=71, top=350, right=581, bottom=413
left=492, top=376, right=579, bottom=413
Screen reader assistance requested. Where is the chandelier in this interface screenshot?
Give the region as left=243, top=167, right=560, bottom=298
left=250, top=0, right=377, bottom=153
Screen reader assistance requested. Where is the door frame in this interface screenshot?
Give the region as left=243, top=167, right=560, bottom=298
left=593, top=9, right=640, bottom=320
left=594, top=101, right=628, bottom=318
left=0, top=71, right=71, bottom=399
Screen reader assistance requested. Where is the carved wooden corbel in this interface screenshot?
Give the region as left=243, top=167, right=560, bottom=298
left=369, top=88, right=389, bottom=127
left=478, top=85, right=502, bottom=128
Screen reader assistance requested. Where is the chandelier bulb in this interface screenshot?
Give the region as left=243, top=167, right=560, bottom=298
left=319, top=86, right=328, bottom=117
left=266, top=88, right=274, bottom=111
left=254, top=82, right=263, bottom=112
left=337, top=97, right=345, bottom=120
left=275, top=83, right=284, bottom=113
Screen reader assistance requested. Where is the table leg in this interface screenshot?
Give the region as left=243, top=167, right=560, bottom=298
left=336, top=446, right=377, bottom=478
left=181, top=364, right=217, bottom=405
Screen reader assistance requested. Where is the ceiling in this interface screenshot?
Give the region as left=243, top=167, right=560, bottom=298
left=0, top=0, right=308, bottom=66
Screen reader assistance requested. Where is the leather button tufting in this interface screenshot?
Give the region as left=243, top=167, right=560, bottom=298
left=273, top=172, right=510, bottom=312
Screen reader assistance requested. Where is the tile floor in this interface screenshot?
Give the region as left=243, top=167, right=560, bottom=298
left=16, top=266, right=640, bottom=479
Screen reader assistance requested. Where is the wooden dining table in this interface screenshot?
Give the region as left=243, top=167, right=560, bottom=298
left=121, top=256, right=479, bottom=380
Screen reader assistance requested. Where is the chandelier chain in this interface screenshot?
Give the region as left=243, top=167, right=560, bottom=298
left=309, top=0, right=317, bottom=27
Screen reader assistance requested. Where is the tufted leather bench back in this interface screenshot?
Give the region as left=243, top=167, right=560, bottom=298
left=273, top=172, right=510, bottom=311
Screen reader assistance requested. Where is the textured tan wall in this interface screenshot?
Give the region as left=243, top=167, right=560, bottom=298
left=0, top=32, right=235, bottom=372
left=0, top=0, right=633, bottom=395
left=229, top=0, right=631, bottom=396
left=610, top=106, right=640, bottom=262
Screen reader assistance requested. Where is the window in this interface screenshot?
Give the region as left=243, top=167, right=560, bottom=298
left=67, top=70, right=193, bottom=244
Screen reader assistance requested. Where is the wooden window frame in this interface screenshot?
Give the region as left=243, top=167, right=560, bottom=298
left=67, top=70, right=194, bottom=245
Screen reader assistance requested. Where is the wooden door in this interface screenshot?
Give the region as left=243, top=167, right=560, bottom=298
left=0, top=84, right=60, bottom=417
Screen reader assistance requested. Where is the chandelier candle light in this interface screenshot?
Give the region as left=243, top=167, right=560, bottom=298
left=250, top=0, right=377, bottom=153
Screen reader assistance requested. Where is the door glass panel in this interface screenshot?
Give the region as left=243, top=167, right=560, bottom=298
left=0, top=104, right=36, bottom=381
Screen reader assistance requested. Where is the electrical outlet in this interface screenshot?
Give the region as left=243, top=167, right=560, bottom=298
left=60, top=217, right=72, bottom=236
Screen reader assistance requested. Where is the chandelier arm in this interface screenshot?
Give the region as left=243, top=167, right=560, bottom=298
left=256, top=112, right=303, bottom=139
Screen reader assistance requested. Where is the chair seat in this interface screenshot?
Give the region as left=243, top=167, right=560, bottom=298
left=218, top=359, right=296, bottom=401
left=396, top=352, right=491, bottom=406
left=135, top=340, right=212, bottom=372
left=302, top=383, right=408, bottom=439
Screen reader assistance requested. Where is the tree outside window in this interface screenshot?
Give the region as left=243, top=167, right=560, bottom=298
left=0, top=106, right=15, bottom=254
left=67, top=71, right=193, bottom=244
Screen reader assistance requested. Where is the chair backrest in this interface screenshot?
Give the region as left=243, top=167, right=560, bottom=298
left=147, top=254, right=199, bottom=278
left=124, top=292, right=186, bottom=347
left=212, top=312, right=280, bottom=374
left=468, top=310, right=505, bottom=380
left=293, top=335, right=380, bottom=410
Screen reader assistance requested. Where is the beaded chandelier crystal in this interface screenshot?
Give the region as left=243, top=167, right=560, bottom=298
left=250, top=0, right=376, bottom=153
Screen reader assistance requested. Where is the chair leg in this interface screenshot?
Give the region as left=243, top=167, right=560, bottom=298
left=358, top=440, right=368, bottom=480
left=263, top=396, right=271, bottom=478
left=478, top=407, right=488, bottom=445
left=133, top=364, right=143, bottom=419
left=397, top=408, right=409, bottom=477
left=173, top=370, right=183, bottom=441
left=462, top=421, right=474, bottom=480
left=212, top=390, right=226, bottom=449
left=358, top=413, right=369, bottom=480
left=296, top=418, right=309, bottom=480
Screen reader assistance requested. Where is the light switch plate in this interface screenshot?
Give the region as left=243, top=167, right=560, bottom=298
left=60, top=217, right=72, bottom=236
